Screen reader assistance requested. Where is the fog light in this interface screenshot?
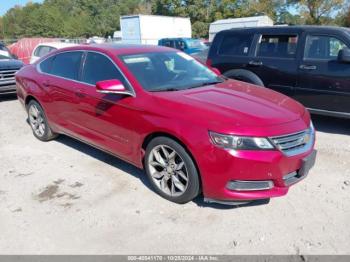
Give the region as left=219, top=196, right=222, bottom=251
left=226, top=180, right=274, bottom=191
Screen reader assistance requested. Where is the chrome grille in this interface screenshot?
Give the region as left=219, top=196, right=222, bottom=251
left=0, top=69, right=18, bottom=85
left=270, top=127, right=314, bottom=156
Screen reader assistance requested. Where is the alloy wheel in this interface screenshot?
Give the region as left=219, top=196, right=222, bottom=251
left=148, top=145, right=189, bottom=197
left=28, top=104, right=46, bottom=137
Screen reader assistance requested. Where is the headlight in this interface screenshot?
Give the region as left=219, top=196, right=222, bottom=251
left=209, top=131, right=274, bottom=150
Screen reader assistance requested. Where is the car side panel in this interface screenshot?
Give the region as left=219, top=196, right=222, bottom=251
left=247, top=56, right=298, bottom=97
left=209, top=32, right=256, bottom=74
left=296, top=31, right=350, bottom=113
left=69, top=81, right=142, bottom=162
left=209, top=32, right=299, bottom=97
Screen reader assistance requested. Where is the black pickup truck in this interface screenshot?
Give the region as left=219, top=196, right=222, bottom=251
left=0, top=42, right=24, bottom=96
left=208, top=26, right=350, bottom=118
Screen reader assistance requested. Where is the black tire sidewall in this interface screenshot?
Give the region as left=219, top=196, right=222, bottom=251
left=225, top=69, right=264, bottom=87
left=27, top=100, right=55, bottom=141
left=144, top=137, right=200, bottom=204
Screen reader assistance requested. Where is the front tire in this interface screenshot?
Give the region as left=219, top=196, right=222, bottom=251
left=145, top=137, right=200, bottom=204
left=27, top=100, right=57, bottom=141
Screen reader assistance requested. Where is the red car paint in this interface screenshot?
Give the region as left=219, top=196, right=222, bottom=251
left=16, top=44, right=316, bottom=202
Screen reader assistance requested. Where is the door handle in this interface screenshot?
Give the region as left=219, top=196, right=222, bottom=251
left=75, top=92, right=85, bottom=98
left=299, top=65, right=317, bottom=70
left=248, top=60, right=263, bottom=66
left=42, top=80, right=50, bottom=87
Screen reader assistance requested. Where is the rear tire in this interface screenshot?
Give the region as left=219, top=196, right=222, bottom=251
left=144, top=137, right=200, bottom=204
left=224, top=69, right=264, bottom=87
left=27, top=100, right=57, bottom=141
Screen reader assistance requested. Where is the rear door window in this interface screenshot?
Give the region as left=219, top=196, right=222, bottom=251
left=218, top=34, right=253, bottom=56
left=162, top=40, right=176, bottom=48
left=257, top=35, right=298, bottom=58
left=304, top=35, right=348, bottom=60
left=50, top=51, right=83, bottom=80
left=39, top=56, right=55, bottom=73
left=33, top=46, right=41, bottom=56
left=34, top=46, right=55, bottom=57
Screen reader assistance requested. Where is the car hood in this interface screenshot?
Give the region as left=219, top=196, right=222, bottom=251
left=152, top=80, right=306, bottom=129
left=0, top=59, right=24, bottom=70
left=186, top=47, right=207, bottom=54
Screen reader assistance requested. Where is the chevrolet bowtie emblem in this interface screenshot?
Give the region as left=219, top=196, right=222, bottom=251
left=303, top=133, right=311, bottom=144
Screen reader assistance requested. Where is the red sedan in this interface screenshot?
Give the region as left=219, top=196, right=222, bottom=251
left=15, top=44, right=316, bottom=205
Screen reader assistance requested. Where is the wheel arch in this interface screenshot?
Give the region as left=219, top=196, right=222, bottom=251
left=24, top=95, right=40, bottom=109
left=223, top=68, right=265, bottom=87
left=24, top=94, right=57, bottom=135
left=141, top=131, right=202, bottom=191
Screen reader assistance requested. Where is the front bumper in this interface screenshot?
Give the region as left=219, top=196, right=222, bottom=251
left=198, top=144, right=316, bottom=202
left=0, top=83, right=17, bottom=95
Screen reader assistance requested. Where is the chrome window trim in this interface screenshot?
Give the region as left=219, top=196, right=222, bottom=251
left=36, top=49, right=136, bottom=97
left=307, top=107, right=350, bottom=118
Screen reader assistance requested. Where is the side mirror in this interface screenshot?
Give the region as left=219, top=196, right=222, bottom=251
left=210, top=67, right=221, bottom=76
left=96, top=79, right=132, bottom=96
left=338, top=48, right=350, bottom=63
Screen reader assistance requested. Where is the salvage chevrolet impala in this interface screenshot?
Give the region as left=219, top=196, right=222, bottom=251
left=15, top=44, right=316, bottom=204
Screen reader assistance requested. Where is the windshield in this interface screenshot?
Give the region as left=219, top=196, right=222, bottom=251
left=119, top=51, right=222, bottom=92
left=185, top=39, right=207, bottom=49
left=0, top=46, right=12, bottom=59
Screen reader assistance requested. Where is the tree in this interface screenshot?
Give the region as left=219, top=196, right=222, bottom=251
left=0, top=0, right=347, bottom=40
left=0, top=16, right=3, bottom=39
left=289, top=0, right=344, bottom=24
left=0, top=0, right=150, bottom=39
left=345, top=8, right=350, bottom=26
left=238, top=0, right=284, bottom=21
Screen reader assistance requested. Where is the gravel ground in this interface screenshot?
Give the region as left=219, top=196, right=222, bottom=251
left=0, top=95, right=349, bottom=255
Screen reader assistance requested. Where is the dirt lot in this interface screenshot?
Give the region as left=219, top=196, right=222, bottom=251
left=0, top=95, right=349, bottom=255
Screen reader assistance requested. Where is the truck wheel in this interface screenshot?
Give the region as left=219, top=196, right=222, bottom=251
left=224, top=69, right=264, bottom=87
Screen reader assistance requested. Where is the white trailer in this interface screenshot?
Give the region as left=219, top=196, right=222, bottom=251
left=120, top=15, right=192, bottom=45
left=209, top=16, right=273, bottom=42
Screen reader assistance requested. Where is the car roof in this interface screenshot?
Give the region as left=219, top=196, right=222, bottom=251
left=36, top=42, right=78, bottom=49
left=160, top=38, right=198, bottom=41
left=219, top=25, right=350, bottom=35
left=59, top=43, right=176, bottom=55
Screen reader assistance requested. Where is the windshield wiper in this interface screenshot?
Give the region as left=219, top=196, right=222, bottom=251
left=149, top=87, right=181, bottom=92
left=149, top=78, right=225, bottom=92
left=188, top=79, right=225, bottom=89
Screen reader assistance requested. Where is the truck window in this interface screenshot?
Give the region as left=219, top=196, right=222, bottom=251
left=257, top=35, right=298, bottom=58
left=163, top=40, right=175, bottom=48
left=176, top=40, right=186, bottom=50
left=218, top=34, right=253, bottom=56
left=304, top=35, right=348, bottom=60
